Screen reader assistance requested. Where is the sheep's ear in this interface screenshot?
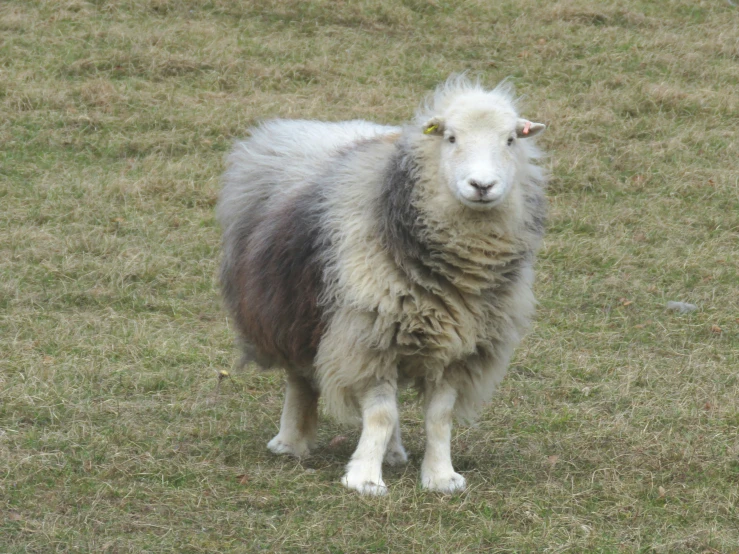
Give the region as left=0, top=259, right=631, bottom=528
left=516, top=119, right=546, bottom=138
left=422, top=117, right=444, bottom=136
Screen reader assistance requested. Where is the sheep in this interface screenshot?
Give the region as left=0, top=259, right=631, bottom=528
left=217, top=76, right=547, bottom=495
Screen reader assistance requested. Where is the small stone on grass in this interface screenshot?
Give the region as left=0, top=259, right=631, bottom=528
left=666, top=301, right=698, bottom=314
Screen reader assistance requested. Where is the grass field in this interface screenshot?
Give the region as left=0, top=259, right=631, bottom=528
left=1, top=0, right=738, bottom=552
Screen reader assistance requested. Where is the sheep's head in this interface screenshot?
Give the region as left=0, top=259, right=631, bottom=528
left=420, top=86, right=544, bottom=211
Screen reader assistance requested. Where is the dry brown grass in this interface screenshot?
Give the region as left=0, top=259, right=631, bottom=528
left=1, top=0, right=738, bottom=552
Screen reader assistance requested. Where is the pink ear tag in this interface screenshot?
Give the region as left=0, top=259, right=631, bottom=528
left=523, top=121, right=531, bottom=135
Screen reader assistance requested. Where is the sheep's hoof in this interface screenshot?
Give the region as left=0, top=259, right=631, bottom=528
left=341, top=473, right=388, bottom=496
left=384, top=445, right=409, bottom=466
left=421, top=471, right=466, bottom=494
left=267, top=435, right=310, bottom=458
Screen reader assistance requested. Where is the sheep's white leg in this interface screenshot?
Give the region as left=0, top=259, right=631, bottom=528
left=421, top=381, right=466, bottom=493
left=384, top=419, right=408, bottom=466
left=342, top=380, right=398, bottom=495
left=267, top=373, right=318, bottom=458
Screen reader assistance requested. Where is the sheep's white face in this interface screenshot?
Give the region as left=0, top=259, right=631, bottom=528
left=425, top=103, right=544, bottom=211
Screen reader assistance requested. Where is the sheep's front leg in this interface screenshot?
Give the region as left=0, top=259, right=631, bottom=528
left=421, top=381, right=466, bottom=493
left=342, top=380, right=398, bottom=495
left=267, top=373, right=318, bottom=458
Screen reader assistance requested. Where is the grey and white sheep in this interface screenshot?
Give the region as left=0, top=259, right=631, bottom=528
left=217, top=76, right=547, bottom=495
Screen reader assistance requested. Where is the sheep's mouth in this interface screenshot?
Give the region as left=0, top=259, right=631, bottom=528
left=474, top=195, right=504, bottom=206
left=459, top=196, right=502, bottom=211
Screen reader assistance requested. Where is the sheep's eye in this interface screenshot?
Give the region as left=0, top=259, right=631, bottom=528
left=448, top=136, right=456, bottom=144
left=507, top=136, right=515, bottom=146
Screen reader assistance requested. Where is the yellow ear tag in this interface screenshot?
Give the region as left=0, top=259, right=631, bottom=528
left=424, top=124, right=438, bottom=135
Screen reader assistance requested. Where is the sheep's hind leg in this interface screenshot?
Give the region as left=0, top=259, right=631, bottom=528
left=342, top=380, right=399, bottom=495
left=384, top=419, right=408, bottom=466
left=267, top=373, right=318, bottom=458
left=421, top=381, right=466, bottom=493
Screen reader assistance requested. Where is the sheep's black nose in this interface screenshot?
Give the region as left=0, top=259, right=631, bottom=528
left=469, top=180, right=496, bottom=193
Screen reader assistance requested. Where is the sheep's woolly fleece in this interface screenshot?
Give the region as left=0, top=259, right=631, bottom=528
left=219, top=77, right=546, bottom=420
